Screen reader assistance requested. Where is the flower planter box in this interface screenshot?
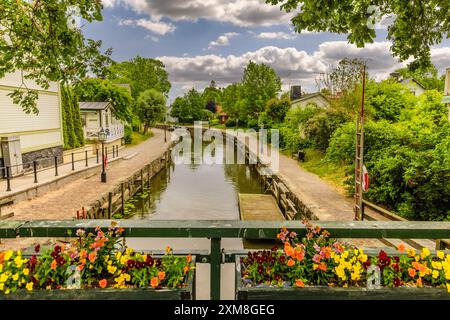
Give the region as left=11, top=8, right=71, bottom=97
left=1, top=256, right=196, bottom=300
left=235, top=256, right=449, bottom=300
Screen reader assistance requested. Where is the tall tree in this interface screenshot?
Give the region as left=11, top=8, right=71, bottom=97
left=170, top=89, right=210, bottom=123
left=136, top=89, right=167, bottom=134
left=202, top=80, right=222, bottom=113
left=241, top=61, right=281, bottom=119
left=318, top=58, right=365, bottom=95
left=266, top=0, right=450, bottom=69
left=0, top=0, right=112, bottom=114
left=108, top=56, right=171, bottom=99
left=220, top=83, right=243, bottom=121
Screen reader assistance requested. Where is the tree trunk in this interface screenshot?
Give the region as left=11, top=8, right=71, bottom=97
left=143, top=123, right=148, bottom=134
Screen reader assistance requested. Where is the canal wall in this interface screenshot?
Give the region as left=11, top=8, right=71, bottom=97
left=182, top=125, right=316, bottom=221
left=83, top=147, right=173, bottom=219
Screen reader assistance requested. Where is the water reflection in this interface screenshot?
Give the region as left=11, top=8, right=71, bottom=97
left=130, top=141, right=264, bottom=220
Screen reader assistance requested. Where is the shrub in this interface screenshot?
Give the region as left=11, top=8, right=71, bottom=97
left=124, top=125, right=133, bottom=144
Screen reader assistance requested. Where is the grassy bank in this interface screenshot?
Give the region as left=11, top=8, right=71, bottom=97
left=296, top=148, right=350, bottom=196
left=128, top=130, right=154, bottom=146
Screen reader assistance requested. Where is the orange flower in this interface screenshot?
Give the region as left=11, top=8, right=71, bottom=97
left=99, top=279, right=107, bottom=288
left=295, top=280, right=305, bottom=287
left=150, top=277, right=159, bottom=288
left=412, top=261, right=420, bottom=270
left=50, top=259, right=57, bottom=270
left=80, top=250, right=87, bottom=259
left=318, top=263, right=327, bottom=271
left=165, top=246, right=172, bottom=254
left=397, top=243, right=405, bottom=253
left=0, top=252, right=4, bottom=264
left=77, top=265, right=84, bottom=271
left=88, top=252, right=97, bottom=263
left=186, top=254, right=192, bottom=263
left=287, top=259, right=295, bottom=267
left=284, top=244, right=295, bottom=258
left=158, top=271, right=165, bottom=280
left=408, top=268, right=416, bottom=277
left=184, top=265, right=190, bottom=274
left=416, top=278, right=423, bottom=287
left=295, top=250, right=305, bottom=262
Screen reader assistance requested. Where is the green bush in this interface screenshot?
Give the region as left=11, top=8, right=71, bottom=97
left=124, top=125, right=133, bottom=144
left=209, top=118, right=220, bottom=126
left=325, top=91, right=450, bottom=221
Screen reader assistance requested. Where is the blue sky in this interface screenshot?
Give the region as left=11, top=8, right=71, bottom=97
left=83, top=1, right=450, bottom=102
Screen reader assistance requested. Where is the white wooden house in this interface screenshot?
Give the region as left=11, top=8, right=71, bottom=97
left=79, top=102, right=124, bottom=144
left=0, top=70, right=64, bottom=174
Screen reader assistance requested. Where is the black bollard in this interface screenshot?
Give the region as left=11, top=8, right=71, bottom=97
left=5, top=166, right=11, bottom=191
left=33, top=161, right=38, bottom=183
left=54, top=156, right=59, bottom=176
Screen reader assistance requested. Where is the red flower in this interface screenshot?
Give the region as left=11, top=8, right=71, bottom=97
left=34, top=244, right=41, bottom=253
left=393, top=278, right=402, bottom=287
left=378, top=250, right=388, bottom=261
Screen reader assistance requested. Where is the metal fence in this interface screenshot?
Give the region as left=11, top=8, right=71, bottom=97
left=1, top=219, right=449, bottom=300
left=0, top=146, right=120, bottom=192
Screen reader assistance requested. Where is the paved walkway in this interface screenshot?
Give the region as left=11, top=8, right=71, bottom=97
left=2, top=129, right=171, bottom=221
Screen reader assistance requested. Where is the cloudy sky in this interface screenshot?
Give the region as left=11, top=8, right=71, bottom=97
left=84, top=0, right=450, bottom=102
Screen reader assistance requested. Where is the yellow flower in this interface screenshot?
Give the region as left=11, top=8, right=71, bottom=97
left=46, top=285, right=51, bottom=290
left=420, top=248, right=430, bottom=260
left=107, top=265, right=117, bottom=274
left=125, top=248, right=134, bottom=255
left=436, top=251, right=444, bottom=260
left=0, top=273, right=9, bottom=282
left=0, top=264, right=3, bottom=272
left=359, top=254, right=368, bottom=263
left=431, top=261, right=442, bottom=270
left=124, top=273, right=131, bottom=282
left=23, top=268, right=29, bottom=276
left=5, top=289, right=10, bottom=295
left=432, top=270, right=439, bottom=279
left=447, top=283, right=450, bottom=293
left=0, top=283, right=3, bottom=291
left=406, top=248, right=416, bottom=258
left=26, top=282, right=33, bottom=291
left=12, top=273, right=19, bottom=281
left=4, top=250, right=13, bottom=261
left=414, top=255, right=420, bottom=262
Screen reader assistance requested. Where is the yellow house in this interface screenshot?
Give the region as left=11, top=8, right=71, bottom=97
left=0, top=71, right=64, bottom=175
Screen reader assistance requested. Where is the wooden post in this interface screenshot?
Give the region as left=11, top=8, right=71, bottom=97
left=108, top=192, right=113, bottom=218
left=140, top=169, right=144, bottom=192
left=121, top=183, right=125, bottom=216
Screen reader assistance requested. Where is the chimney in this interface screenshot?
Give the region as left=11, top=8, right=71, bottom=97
left=290, top=85, right=302, bottom=100
left=390, top=72, right=401, bottom=81
left=445, top=68, right=450, bottom=96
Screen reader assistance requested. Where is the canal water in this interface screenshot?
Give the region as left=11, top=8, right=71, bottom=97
left=128, top=141, right=264, bottom=220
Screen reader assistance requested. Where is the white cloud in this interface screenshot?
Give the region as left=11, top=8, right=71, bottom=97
left=118, top=18, right=176, bottom=35
left=207, top=32, right=239, bottom=50
left=158, top=42, right=450, bottom=99
left=103, top=0, right=293, bottom=27
left=255, top=32, right=295, bottom=40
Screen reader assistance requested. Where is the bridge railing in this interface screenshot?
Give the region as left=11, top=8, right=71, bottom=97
left=1, top=219, right=450, bottom=300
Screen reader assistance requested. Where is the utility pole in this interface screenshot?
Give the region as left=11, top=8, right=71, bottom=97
left=354, top=64, right=366, bottom=221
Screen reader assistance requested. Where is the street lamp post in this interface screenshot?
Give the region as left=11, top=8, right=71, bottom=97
left=98, top=129, right=107, bottom=183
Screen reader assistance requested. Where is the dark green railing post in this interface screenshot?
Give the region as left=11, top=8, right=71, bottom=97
left=210, top=237, right=221, bottom=300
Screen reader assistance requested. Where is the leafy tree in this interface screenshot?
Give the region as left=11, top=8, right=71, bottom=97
left=220, top=83, right=244, bottom=122
left=136, top=89, right=167, bottom=134
left=318, top=58, right=365, bottom=95
left=202, top=81, right=222, bottom=113
left=0, top=0, right=112, bottom=113
left=170, top=88, right=208, bottom=123
left=74, top=78, right=134, bottom=123
left=395, top=65, right=445, bottom=91
left=108, top=56, right=171, bottom=99
left=260, top=97, right=291, bottom=127
left=241, top=61, right=281, bottom=120
left=365, top=80, right=417, bottom=121
left=61, top=86, right=84, bottom=149
left=267, top=0, right=450, bottom=69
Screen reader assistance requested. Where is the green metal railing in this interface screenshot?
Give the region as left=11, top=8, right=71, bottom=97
left=1, top=219, right=450, bottom=300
